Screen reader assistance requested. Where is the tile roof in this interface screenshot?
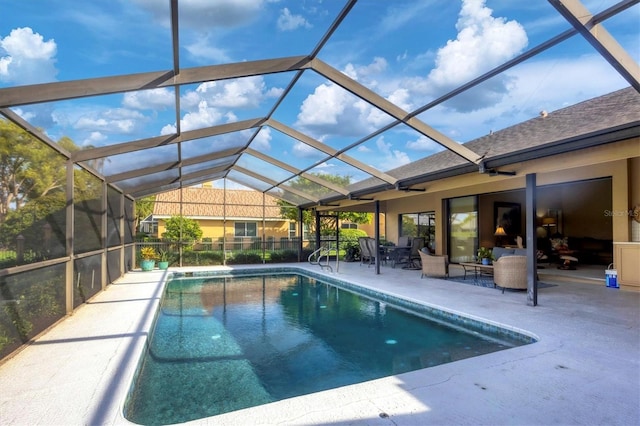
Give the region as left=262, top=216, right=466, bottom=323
left=153, top=188, right=286, bottom=220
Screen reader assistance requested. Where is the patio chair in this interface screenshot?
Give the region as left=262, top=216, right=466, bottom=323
left=418, top=250, right=449, bottom=278
left=409, top=237, right=425, bottom=265
left=493, top=255, right=527, bottom=293
left=393, top=237, right=424, bottom=269
left=358, top=237, right=375, bottom=267
left=366, top=237, right=386, bottom=266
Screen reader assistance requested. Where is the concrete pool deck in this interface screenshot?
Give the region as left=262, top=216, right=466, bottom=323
left=0, top=262, right=638, bottom=425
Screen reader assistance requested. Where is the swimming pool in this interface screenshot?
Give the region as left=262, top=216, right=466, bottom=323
left=124, top=268, right=535, bottom=425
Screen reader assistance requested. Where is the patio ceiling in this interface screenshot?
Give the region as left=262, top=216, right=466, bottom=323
left=0, top=0, right=638, bottom=208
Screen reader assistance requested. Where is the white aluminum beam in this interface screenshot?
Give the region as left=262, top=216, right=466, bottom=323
left=549, top=0, right=639, bottom=91
left=311, top=59, right=486, bottom=165
left=106, top=151, right=237, bottom=184
left=0, top=57, right=311, bottom=108
left=267, top=119, right=398, bottom=185
left=72, top=118, right=263, bottom=162
left=243, top=148, right=350, bottom=196
left=233, top=165, right=318, bottom=203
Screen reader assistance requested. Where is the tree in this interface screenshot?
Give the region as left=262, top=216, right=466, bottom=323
left=135, top=195, right=155, bottom=232
left=0, top=120, right=85, bottom=221
left=277, top=173, right=370, bottom=235
left=0, top=120, right=66, bottom=223
left=0, top=121, right=84, bottom=256
left=162, top=215, right=203, bottom=242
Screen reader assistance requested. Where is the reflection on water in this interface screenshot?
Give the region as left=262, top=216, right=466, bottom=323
left=125, top=273, right=530, bottom=425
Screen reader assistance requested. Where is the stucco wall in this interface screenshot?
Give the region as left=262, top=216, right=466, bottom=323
left=379, top=138, right=639, bottom=255
left=157, top=219, right=291, bottom=241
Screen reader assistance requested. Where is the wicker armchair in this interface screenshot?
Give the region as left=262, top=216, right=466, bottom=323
left=493, top=255, right=527, bottom=293
left=418, top=250, right=449, bottom=278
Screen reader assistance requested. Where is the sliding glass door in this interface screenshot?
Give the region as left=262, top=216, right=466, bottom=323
left=448, top=196, right=478, bottom=262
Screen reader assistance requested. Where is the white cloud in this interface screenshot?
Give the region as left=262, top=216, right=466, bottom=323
left=374, top=136, right=410, bottom=170
left=159, top=76, right=283, bottom=135
left=405, top=134, right=439, bottom=152
left=123, top=88, right=175, bottom=110
left=343, top=57, right=388, bottom=81
left=161, top=100, right=224, bottom=134
left=250, top=127, right=272, bottom=152
left=195, top=76, right=275, bottom=109
left=0, top=27, right=58, bottom=84
left=418, top=53, right=629, bottom=143
left=277, top=8, right=311, bottom=31
left=423, top=0, right=528, bottom=111
left=12, top=107, right=36, bottom=122
left=160, top=123, right=177, bottom=135
left=134, top=0, right=268, bottom=63
left=294, top=56, right=401, bottom=139
left=184, top=36, right=232, bottom=63
left=133, top=0, right=263, bottom=30
left=178, top=77, right=282, bottom=112
left=292, top=141, right=325, bottom=159
left=82, top=131, right=108, bottom=147
left=295, top=78, right=382, bottom=138
left=74, top=108, right=146, bottom=134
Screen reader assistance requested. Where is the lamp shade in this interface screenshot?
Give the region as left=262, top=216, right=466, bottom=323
left=542, top=217, right=556, bottom=225
left=494, top=226, right=507, bottom=236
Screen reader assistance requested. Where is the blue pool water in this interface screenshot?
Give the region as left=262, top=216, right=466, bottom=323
left=124, top=270, right=534, bottom=425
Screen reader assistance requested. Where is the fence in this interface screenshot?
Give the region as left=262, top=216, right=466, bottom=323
left=134, top=237, right=355, bottom=266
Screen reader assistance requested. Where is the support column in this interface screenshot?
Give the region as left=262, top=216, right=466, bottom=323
left=298, top=207, right=304, bottom=262
left=314, top=210, right=321, bottom=254
left=119, top=192, right=125, bottom=277
left=526, top=173, right=538, bottom=306
left=262, top=193, right=266, bottom=264
left=375, top=200, right=381, bottom=274
left=101, top=181, right=107, bottom=291
left=65, top=160, right=74, bottom=314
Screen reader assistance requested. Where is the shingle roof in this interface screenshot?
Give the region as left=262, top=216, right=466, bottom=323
left=153, top=188, right=285, bottom=220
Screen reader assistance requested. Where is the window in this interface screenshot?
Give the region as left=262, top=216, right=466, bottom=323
left=399, top=212, right=435, bottom=247
left=235, top=222, right=257, bottom=237
left=289, top=222, right=297, bottom=239
left=341, top=223, right=358, bottom=229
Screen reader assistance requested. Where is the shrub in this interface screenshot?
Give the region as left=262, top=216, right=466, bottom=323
left=340, top=228, right=368, bottom=243
left=227, top=252, right=263, bottom=264
left=268, top=250, right=298, bottom=263
left=181, top=251, right=223, bottom=266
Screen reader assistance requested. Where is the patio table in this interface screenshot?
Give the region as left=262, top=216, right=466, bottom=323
left=458, top=262, right=495, bottom=287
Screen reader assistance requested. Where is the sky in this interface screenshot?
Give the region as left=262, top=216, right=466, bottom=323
left=0, top=0, right=638, bottom=191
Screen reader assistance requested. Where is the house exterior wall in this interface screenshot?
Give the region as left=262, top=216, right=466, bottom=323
left=156, top=219, right=292, bottom=241
left=351, top=215, right=386, bottom=238
left=369, top=138, right=639, bottom=264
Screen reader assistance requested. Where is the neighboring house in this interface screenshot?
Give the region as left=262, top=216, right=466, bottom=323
left=152, top=186, right=297, bottom=246
left=151, top=186, right=385, bottom=243
left=138, top=215, right=157, bottom=236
